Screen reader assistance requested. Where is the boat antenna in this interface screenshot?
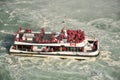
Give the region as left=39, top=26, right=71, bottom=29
left=62, top=16, right=67, bottom=30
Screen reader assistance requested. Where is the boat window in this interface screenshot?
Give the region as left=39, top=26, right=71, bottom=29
left=66, top=47, right=69, bottom=51
left=66, top=47, right=81, bottom=52
left=76, top=47, right=79, bottom=52
left=37, top=45, right=44, bottom=49
left=69, top=47, right=76, bottom=51
left=88, top=41, right=94, bottom=44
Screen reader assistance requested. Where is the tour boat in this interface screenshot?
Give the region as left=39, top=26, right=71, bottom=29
left=9, top=27, right=99, bottom=59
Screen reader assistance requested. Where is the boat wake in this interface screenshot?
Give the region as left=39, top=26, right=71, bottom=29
left=0, top=30, right=15, bottom=35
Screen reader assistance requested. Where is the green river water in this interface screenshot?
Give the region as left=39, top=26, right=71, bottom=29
left=0, top=0, right=120, bottom=80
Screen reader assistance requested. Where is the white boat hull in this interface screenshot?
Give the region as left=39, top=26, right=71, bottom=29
left=9, top=47, right=99, bottom=60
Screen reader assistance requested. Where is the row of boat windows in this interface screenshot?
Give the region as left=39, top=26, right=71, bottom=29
left=48, top=46, right=84, bottom=52
left=16, top=45, right=84, bottom=52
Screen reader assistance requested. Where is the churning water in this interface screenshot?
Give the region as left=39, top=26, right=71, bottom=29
left=0, top=0, right=120, bottom=80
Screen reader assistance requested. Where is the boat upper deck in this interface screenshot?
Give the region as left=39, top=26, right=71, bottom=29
left=14, top=28, right=86, bottom=45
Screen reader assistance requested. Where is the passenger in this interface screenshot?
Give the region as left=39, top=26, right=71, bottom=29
left=25, top=36, right=27, bottom=41
left=43, top=47, right=49, bottom=52
left=35, top=36, right=39, bottom=43
left=38, top=40, right=41, bottom=43
left=57, top=40, right=60, bottom=43
left=51, top=35, right=56, bottom=43
left=47, top=40, right=50, bottom=43
left=25, top=28, right=28, bottom=33
left=15, top=38, right=19, bottom=41
left=62, top=47, right=66, bottom=51
left=20, top=38, right=23, bottom=42
left=19, top=27, right=22, bottom=33
left=42, top=39, right=45, bottom=43
left=31, top=46, right=33, bottom=51
left=50, top=48, right=54, bottom=52
left=12, top=45, right=16, bottom=49
left=41, top=28, right=45, bottom=34
left=92, top=45, right=96, bottom=51
left=81, top=47, right=84, bottom=52
left=19, top=27, right=22, bottom=31
left=59, top=47, right=62, bottom=51
left=29, top=29, right=32, bottom=33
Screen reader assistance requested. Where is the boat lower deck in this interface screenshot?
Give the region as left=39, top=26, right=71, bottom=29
left=10, top=53, right=97, bottom=60
left=10, top=50, right=99, bottom=60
